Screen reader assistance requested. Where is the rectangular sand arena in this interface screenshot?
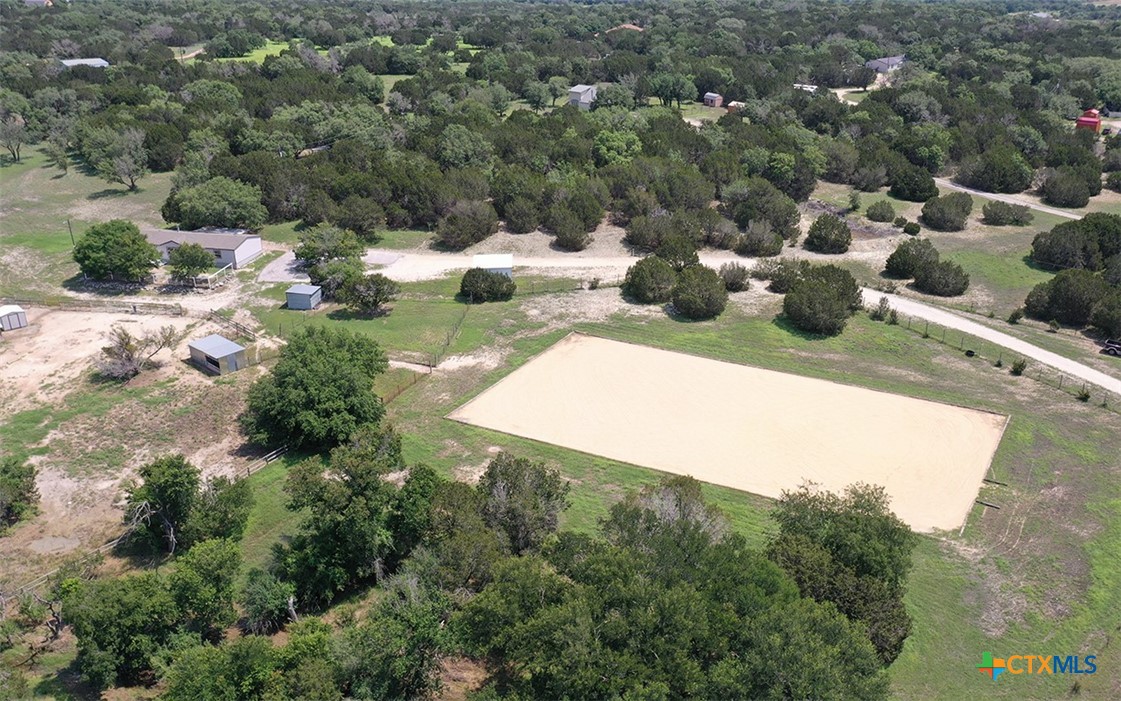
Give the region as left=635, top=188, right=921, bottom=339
left=449, top=333, right=1008, bottom=533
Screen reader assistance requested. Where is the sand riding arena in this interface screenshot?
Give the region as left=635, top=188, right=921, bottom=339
left=449, top=333, right=1008, bottom=533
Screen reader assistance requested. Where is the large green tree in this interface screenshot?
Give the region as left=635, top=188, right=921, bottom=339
left=170, top=176, right=268, bottom=230
left=478, top=453, right=570, bottom=555
left=242, top=326, right=388, bottom=449
left=72, top=220, right=159, bottom=281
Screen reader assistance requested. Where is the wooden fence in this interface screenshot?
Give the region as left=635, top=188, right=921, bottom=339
left=1, top=297, right=185, bottom=316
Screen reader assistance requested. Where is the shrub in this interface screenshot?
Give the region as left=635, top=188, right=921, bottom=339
left=735, top=221, right=784, bottom=257
left=913, top=260, right=970, bottom=296
left=549, top=207, right=591, bottom=251
left=725, top=177, right=801, bottom=239
left=804, top=214, right=852, bottom=254
left=671, top=266, right=728, bottom=319
left=622, top=256, right=678, bottom=304
left=920, top=193, right=973, bottom=231
left=866, top=200, right=895, bottom=223
left=884, top=238, right=939, bottom=279
left=956, top=147, right=1034, bottom=194
left=765, top=258, right=811, bottom=293
left=893, top=216, right=908, bottom=228
left=902, top=221, right=921, bottom=235
left=436, top=200, right=499, bottom=250
left=869, top=297, right=891, bottom=321
left=459, top=268, right=516, bottom=302
left=982, top=201, right=1033, bottom=226
left=888, top=164, right=938, bottom=202
left=1041, top=169, right=1091, bottom=208
left=624, top=215, right=673, bottom=251
left=719, top=262, right=750, bottom=292
left=1007, top=308, right=1024, bottom=324
left=804, top=265, right=863, bottom=312
left=655, top=232, right=700, bottom=271
left=783, top=278, right=851, bottom=336
left=1024, top=269, right=1110, bottom=326
left=1011, top=358, right=1027, bottom=375
left=1108, top=172, right=1121, bottom=193
left=242, top=569, right=295, bottom=634
left=504, top=196, right=540, bottom=233
left=0, top=457, right=37, bottom=531
left=1091, top=292, right=1121, bottom=338
left=848, top=192, right=862, bottom=212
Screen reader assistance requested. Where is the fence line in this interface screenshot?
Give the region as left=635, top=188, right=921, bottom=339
left=1, top=297, right=185, bottom=316
left=890, top=311, right=1121, bottom=414
left=206, top=310, right=257, bottom=340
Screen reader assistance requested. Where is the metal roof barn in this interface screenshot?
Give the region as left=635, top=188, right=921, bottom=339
left=188, top=334, right=247, bottom=375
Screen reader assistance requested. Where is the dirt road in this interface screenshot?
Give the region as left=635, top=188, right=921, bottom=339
left=933, top=178, right=1081, bottom=221
left=863, top=289, right=1121, bottom=395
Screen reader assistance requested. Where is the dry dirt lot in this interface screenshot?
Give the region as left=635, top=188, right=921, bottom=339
left=450, top=333, right=1009, bottom=533
left=0, top=308, right=199, bottom=417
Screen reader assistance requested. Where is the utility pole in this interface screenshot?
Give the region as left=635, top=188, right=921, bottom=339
left=66, top=219, right=74, bottom=247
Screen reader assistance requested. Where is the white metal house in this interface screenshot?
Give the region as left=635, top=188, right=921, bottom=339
left=865, top=55, right=905, bottom=74
left=60, top=58, right=110, bottom=68
left=144, top=229, right=264, bottom=270
left=0, top=305, right=28, bottom=331
left=286, top=284, right=323, bottom=310
left=188, top=335, right=247, bottom=375
left=568, top=85, right=597, bottom=110
left=472, top=254, right=513, bottom=277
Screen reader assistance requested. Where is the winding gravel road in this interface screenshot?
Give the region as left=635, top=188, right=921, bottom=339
left=258, top=245, right=1119, bottom=394
left=862, top=289, right=1121, bottom=395
left=933, top=178, right=1081, bottom=221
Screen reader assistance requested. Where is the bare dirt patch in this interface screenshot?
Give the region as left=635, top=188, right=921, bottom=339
left=0, top=308, right=200, bottom=418
left=450, top=333, right=1009, bottom=533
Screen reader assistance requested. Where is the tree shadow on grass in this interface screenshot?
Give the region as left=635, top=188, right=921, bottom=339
left=326, top=307, right=393, bottom=321
left=33, top=658, right=102, bottom=701
left=771, top=313, right=838, bottom=341
left=1021, top=254, right=1057, bottom=275
left=61, top=274, right=147, bottom=297
left=87, top=187, right=133, bottom=200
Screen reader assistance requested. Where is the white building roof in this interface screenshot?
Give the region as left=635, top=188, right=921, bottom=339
left=473, top=254, right=514, bottom=269
left=704, top=92, right=722, bottom=100
left=189, top=334, right=245, bottom=357
left=142, top=228, right=260, bottom=252
left=287, top=284, right=321, bottom=295
left=570, top=84, right=595, bottom=93
left=0, top=305, right=26, bottom=316
left=60, top=58, right=110, bottom=68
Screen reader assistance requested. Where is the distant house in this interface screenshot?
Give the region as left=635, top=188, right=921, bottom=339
left=1075, top=108, right=1102, bottom=134
left=703, top=92, right=723, bottom=108
left=60, top=58, right=110, bottom=69
left=286, top=284, right=322, bottom=310
left=24, top=0, right=54, bottom=7
left=0, top=305, right=28, bottom=332
left=472, top=254, right=513, bottom=278
left=143, top=229, right=264, bottom=270
left=568, top=84, right=597, bottom=111
left=865, top=55, right=905, bottom=74
left=188, top=335, right=247, bottom=375
left=793, top=83, right=819, bottom=94
left=726, top=100, right=747, bottom=112
left=607, top=23, right=645, bottom=33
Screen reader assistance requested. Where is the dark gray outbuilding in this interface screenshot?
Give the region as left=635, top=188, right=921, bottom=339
left=286, top=284, right=323, bottom=310
left=188, top=334, right=247, bottom=375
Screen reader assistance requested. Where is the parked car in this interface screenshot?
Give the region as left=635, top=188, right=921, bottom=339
left=1104, top=339, right=1121, bottom=356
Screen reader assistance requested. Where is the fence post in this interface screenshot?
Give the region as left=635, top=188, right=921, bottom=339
left=941, top=327, right=946, bottom=343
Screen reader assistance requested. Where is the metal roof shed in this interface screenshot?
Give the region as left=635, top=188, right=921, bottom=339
left=472, top=254, right=514, bottom=277
left=0, top=305, right=28, bottom=331
left=188, top=334, right=247, bottom=375
left=286, top=284, right=322, bottom=310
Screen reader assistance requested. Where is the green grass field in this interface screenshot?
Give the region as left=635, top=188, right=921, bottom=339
left=205, top=40, right=328, bottom=64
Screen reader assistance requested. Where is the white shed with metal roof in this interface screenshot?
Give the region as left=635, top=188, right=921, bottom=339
left=286, top=284, right=322, bottom=310
left=0, top=305, right=28, bottom=331
left=472, top=253, right=513, bottom=277
left=188, top=334, right=247, bottom=375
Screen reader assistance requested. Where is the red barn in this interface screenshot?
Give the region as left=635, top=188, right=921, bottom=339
left=1075, top=108, right=1102, bottom=134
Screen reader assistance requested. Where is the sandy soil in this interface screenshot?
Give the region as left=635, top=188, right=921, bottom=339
left=0, top=308, right=199, bottom=417
left=449, top=333, right=1008, bottom=533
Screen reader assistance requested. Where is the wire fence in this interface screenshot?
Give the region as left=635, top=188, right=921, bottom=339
left=887, top=311, right=1121, bottom=414
left=1, top=297, right=186, bottom=316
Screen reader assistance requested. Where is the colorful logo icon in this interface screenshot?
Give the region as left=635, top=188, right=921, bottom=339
left=978, top=652, right=1007, bottom=680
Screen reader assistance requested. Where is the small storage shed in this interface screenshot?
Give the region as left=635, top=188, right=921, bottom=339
left=703, top=92, right=723, bottom=108
left=1075, top=108, right=1102, bottom=134
left=286, top=284, right=322, bottom=310
left=188, top=334, right=247, bottom=375
left=0, top=305, right=28, bottom=331
left=472, top=254, right=513, bottom=277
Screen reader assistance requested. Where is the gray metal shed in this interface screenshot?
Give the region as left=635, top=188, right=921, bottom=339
left=286, top=284, right=322, bottom=310
left=0, top=305, right=28, bottom=331
left=188, top=334, right=247, bottom=375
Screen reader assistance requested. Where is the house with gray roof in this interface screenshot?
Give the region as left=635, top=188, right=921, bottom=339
left=143, top=228, right=263, bottom=270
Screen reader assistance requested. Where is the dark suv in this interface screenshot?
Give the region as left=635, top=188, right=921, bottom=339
left=1105, top=339, right=1121, bottom=357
